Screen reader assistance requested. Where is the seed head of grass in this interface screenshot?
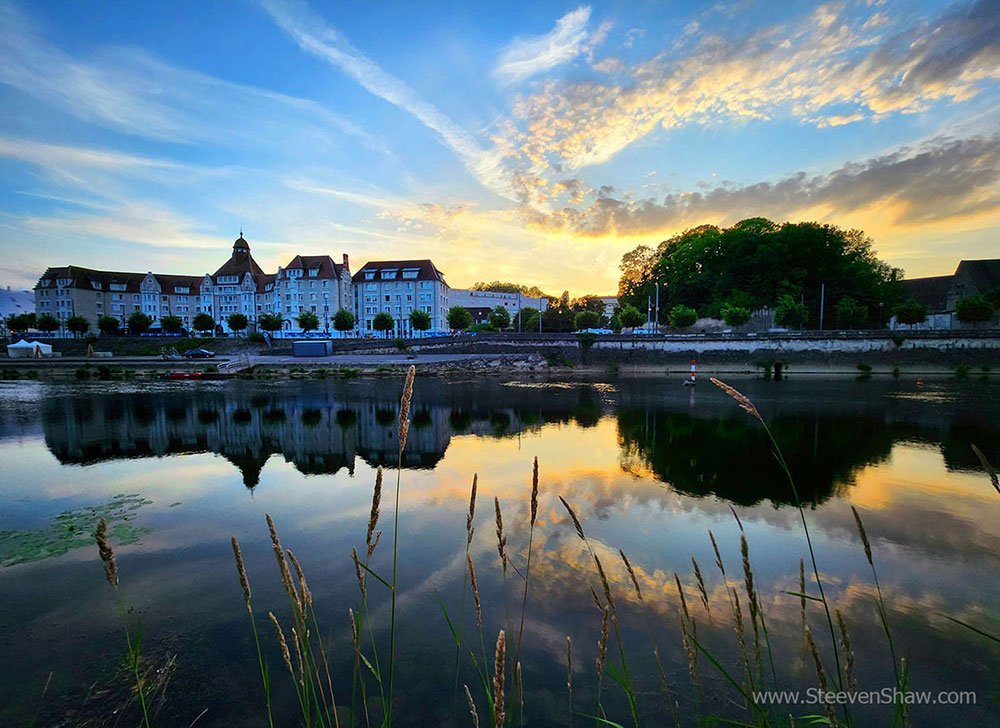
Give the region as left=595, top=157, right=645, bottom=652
left=464, top=684, right=480, bottom=728
left=971, top=444, right=1000, bottom=494
left=231, top=535, right=251, bottom=613
left=286, top=549, right=312, bottom=613
left=593, top=553, right=616, bottom=615
left=366, top=467, right=383, bottom=557
left=268, top=611, right=293, bottom=676
left=674, top=572, right=690, bottom=623
left=352, top=547, right=365, bottom=597
left=266, top=514, right=300, bottom=614
left=95, top=518, right=118, bottom=588
left=558, top=496, right=586, bottom=541
left=530, top=457, right=539, bottom=528
left=709, top=529, right=725, bottom=577
left=397, top=365, right=415, bottom=453
left=836, top=608, right=857, bottom=692
left=596, top=605, right=610, bottom=678
left=619, top=549, right=644, bottom=604
left=850, top=506, right=873, bottom=566
left=493, top=629, right=506, bottom=728
left=494, top=497, right=508, bottom=575
left=468, top=553, right=482, bottom=628
left=467, top=473, right=478, bottom=545
left=692, top=557, right=710, bottom=614
left=711, top=377, right=763, bottom=423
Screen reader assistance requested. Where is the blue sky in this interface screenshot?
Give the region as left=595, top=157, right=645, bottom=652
left=0, top=0, right=997, bottom=294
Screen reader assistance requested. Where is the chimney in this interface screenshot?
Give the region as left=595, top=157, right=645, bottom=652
left=342, top=253, right=350, bottom=272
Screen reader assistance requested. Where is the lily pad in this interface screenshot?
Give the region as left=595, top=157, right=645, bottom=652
left=0, top=493, right=153, bottom=567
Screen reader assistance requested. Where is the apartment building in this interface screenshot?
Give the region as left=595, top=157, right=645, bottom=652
left=352, top=259, right=449, bottom=337
left=267, top=254, right=352, bottom=334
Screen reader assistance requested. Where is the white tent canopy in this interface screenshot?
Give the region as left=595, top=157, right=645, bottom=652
left=7, top=339, right=53, bottom=358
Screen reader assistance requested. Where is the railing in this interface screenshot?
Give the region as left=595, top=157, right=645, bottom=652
left=218, top=353, right=253, bottom=373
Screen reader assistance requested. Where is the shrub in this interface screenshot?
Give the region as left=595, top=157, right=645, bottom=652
left=668, top=304, right=697, bottom=328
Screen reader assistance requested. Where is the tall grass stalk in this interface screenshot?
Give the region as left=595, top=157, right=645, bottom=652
left=95, top=518, right=152, bottom=728
left=231, top=535, right=274, bottom=727
left=512, top=457, right=539, bottom=724
left=711, top=379, right=845, bottom=697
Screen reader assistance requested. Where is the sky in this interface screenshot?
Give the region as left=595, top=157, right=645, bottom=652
left=0, top=0, right=997, bottom=296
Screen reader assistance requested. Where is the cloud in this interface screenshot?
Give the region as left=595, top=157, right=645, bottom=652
left=494, top=7, right=593, bottom=85
left=501, top=0, right=1000, bottom=175
left=258, top=0, right=509, bottom=198
left=0, top=0, right=389, bottom=157
left=526, top=134, right=1000, bottom=236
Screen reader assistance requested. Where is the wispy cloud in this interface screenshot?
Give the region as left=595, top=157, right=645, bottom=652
left=494, top=6, right=593, bottom=85
left=526, top=134, right=1000, bottom=236
left=258, top=0, right=510, bottom=198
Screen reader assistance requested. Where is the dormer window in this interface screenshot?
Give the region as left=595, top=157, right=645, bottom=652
left=364, top=271, right=375, bottom=280
left=308, top=269, right=318, bottom=277
left=110, top=283, right=127, bottom=292
left=175, top=286, right=190, bottom=294
left=402, top=269, right=419, bottom=279
left=57, top=278, right=72, bottom=287
left=381, top=269, right=397, bottom=280
left=91, top=281, right=103, bottom=290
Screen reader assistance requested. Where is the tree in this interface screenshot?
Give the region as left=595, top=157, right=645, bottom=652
left=774, top=294, right=808, bottom=328
left=8, top=313, right=33, bottom=333
left=721, top=305, right=751, bottom=328
left=227, top=313, right=248, bottom=335
left=574, top=310, right=601, bottom=330
left=372, top=311, right=395, bottom=337
left=36, top=314, right=60, bottom=335
left=127, top=312, right=152, bottom=335
left=98, top=315, right=120, bottom=335
left=296, top=311, right=320, bottom=332
left=618, top=219, right=901, bottom=325
left=488, top=305, right=510, bottom=330
left=258, top=313, right=284, bottom=334
left=893, top=299, right=927, bottom=326
left=333, top=309, right=355, bottom=333
left=447, top=306, right=473, bottom=331
left=472, top=281, right=549, bottom=298
left=955, top=295, right=995, bottom=327
left=835, top=296, right=868, bottom=329
left=161, top=315, right=184, bottom=334
left=519, top=307, right=540, bottom=332
left=409, top=308, right=432, bottom=335
left=617, top=303, right=645, bottom=329
left=192, top=312, right=215, bottom=334
left=668, top=304, right=697, bottom=328
left=66, top=315, right=90, bottom=337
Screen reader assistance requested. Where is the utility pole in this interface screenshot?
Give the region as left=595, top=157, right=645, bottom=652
left=539, top=297, right=543, bottom=333
left=655, top=282, right=660, bottom=328
left=517, top=291, right=522, bottom=333
left=647, top=296, right=652, bottom=331
left=819, top=283, right=825, bottom=331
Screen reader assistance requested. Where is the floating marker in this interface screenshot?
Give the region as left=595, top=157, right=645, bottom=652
left=683, top=358, right=697, bottom=386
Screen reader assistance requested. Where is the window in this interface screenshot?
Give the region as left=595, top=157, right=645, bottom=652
left=381, top=269, right=397, bottom=280
left=364, top=271, right=375, bottom=280
left=91, top=281, right=102, bottom=290
left=57, top=278, right=72, bottom=287
left=402, top=269, right=419, bottom=279
left=110, top=283, right=127, bottom=292
left=308, top=269, right=318, bottom=277
left=175, top=286, right=190, bottom=294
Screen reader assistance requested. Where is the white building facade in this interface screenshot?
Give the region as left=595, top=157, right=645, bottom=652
left=353, top=259, right=450, bottom=337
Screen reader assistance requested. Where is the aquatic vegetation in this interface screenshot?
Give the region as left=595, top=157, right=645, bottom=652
left=0, top=493, right=151, bottom=567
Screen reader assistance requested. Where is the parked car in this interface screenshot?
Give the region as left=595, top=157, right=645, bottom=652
left=183, top=347, right=215, bottom=359
left=577, top=328, right=613, bottom=335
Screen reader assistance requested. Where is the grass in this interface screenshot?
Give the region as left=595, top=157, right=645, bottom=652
left=82, top=371, right=1000, bottom=726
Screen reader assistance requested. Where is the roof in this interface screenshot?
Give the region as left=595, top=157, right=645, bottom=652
left=955, top=259, right=1000, bottom=293
left=256, top=272, right=276, bottom=293
left=36, top=266, right=147, bottom=293
left=282, top=254, right=346, bottom=279
left=152, top=273, right=203, bottom=294
left=352, top=259, right=448, bottom=285
left=900, top=275, right=953, bottom=312
left=0, top=287, right=34, bottom=317
left=212, top=236, right=266, bottom=282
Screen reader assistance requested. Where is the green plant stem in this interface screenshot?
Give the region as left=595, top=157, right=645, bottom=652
left=387, top=463, right=402, bottom=727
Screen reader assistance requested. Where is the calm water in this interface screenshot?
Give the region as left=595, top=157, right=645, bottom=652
left=0, top=376, right=998, bottom=726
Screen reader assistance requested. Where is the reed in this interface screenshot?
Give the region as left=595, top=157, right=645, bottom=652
left=465, top=684, right=480, bottom=728
left=566, top=636, right=573, bottom=728
left=493, top=630, right=506, bottom=728
left=231, top=535, right=274, bottom=727
left=513, top=457, right=539, bottom=685
left=94, top=518, right=151, bottom=728
left=494, top=497, right=508, bottom=575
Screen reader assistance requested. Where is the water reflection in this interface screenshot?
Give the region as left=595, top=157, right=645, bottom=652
left=31, top=378, right=1000, bottom=504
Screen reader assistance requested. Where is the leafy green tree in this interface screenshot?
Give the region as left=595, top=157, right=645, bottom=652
left=574, top=310, right=601, bottom=330
left=721, top=305, right=751, bottom=328
left=447, top=306, right=473, bottom=331
left=893, top=299, right=927, bottom=326
left=98, top=315, right=120, bottom=335
left=7, top=313, right=31, bottom=333
left=835, top=296, right=868, bottom=329
left=620, top=219, right=901, bottom=324
left=955, top=295, right=995, bottom=327
left=227, top=313, right=248, bottom=335
left=472, top=281, right=549, bottom=298
left=127, top=311, right=152, bottom=335
left=161, top=315, right=184, bottom=333
left=516, top=306, right=538, bottom=331
left=192, top=312, right=215, bottom=334
left=333, top=308, right=355, bottom=332
left=258, top=313, right=284, bottom=334
left=409, top=308, right=432, bottom=334
left=372, top=311, right=396, bottom=336
left=617, top=303, right=645, bottom=329
left=774, top=294, right=808, bottom=328
left=36, top=314, right=60, bottom=334
left=296, top=311, right=320, bottom=332
left=488, top=305, right=511, bottom=330
left=66, top=315, right=90, bottom=336
left=668, top=304, right=697, bottom=328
